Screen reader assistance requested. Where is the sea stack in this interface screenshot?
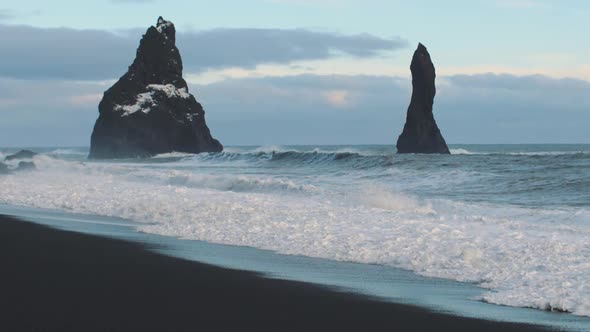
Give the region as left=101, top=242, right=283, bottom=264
left=396, top=43, right=450, bottom=154
left=89, top=17, right=222, bottom=159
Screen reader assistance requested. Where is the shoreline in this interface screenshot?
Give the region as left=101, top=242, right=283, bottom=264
left=0, top=214, right=553, bottom=332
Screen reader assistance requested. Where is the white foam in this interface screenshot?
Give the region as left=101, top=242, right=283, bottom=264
left=49, top=149, right=87, bottom=156
left=450, top=149, right=588, bottom=156
left=450, top=148, right=474, bottom=155
left=172, top=173, right=317, bottom=193
left=245, top=146, right=375, bottom=156
left=129, top=167, right=318, bottom=193
left=1, top=157, right=589, bottom=316
left=151, top=152, right=196, bottom=159
left=357, top=185, right=434, bottom=214
left=252, top=145, right=290, bottom=154
left=505, top=151, right=588, bottom=156
left=332, top=147, right=371, bottom=155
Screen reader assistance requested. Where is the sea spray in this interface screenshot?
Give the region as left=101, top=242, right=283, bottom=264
left=0, top=145, right=589, bottom=316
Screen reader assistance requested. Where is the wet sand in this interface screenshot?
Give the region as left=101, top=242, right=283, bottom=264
left=0, top=215, right=553, bottom=331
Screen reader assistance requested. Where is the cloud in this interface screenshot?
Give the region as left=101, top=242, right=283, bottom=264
left=437, top=74, right=590, bottom=143
left=179, top=28, right=406, bottom=67
left=0, top=25, right=133, bottom=80
left=438, top=74, right=590, bottom=114
left=0, top=24, right=407, bottom=80
left=0, top=73, right=588, bottom=146
left=0, top=78, right=107, bottom=146
left=195, top=74, right=405, bottom=111
left=322, top=90, right=353, bottom=107
left=186, top=56, right=590, bottom=86
left=195, top=73, right=590, bottom=144
left=443, top=74, right=590, bottom=93
left=68, top=93, right=103, bottom=107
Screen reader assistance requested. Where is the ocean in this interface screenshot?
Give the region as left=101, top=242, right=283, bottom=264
left=1, top=144, right=589, bottom=324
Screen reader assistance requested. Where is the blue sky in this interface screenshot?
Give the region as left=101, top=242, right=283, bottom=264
left=0, top=0, right=589, bottom=146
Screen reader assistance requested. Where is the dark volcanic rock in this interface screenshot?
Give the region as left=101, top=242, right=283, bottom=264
left=396, top=43, right=450, bottom=154
left=89, top=16, right=222, bottom=159
left=17, top=161, right=36, bottom=171
left=5, top=150, right=37, bottom=161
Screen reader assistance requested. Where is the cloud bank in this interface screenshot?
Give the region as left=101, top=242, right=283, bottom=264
left=0, top=24, right=407, bottom=80
left=1, top=74, right=588, bottom=146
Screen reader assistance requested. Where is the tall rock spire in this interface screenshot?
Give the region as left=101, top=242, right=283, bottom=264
left=89, top=17, right=222, bottom=159
left=396, top=43, right=450, bottom=154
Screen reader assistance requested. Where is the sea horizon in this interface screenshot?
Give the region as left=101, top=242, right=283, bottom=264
left=1, top=2, right=588, bottom=331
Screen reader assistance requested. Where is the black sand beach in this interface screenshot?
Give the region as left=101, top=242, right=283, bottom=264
left=0, top=215, right=553, bottom=332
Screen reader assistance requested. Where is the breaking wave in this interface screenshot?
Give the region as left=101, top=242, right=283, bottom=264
left=1, top=144, right=589, bottom=317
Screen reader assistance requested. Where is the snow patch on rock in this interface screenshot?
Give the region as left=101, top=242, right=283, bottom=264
left=147, top=84, right=190, bottom=99
left=114, top=92, right=155, bottom=116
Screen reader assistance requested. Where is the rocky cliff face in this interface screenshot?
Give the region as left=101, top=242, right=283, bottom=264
left=396, top=43, right=450, bottom=154
left=89, top=17, right=222, bottom=159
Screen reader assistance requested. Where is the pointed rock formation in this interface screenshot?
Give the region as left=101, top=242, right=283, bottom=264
left=396, top=43, right=450, bottom=154
left=89, top=17, right=222, bottom=159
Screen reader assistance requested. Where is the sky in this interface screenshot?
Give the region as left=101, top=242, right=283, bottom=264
left=0, top=0, right=589, bottom=146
